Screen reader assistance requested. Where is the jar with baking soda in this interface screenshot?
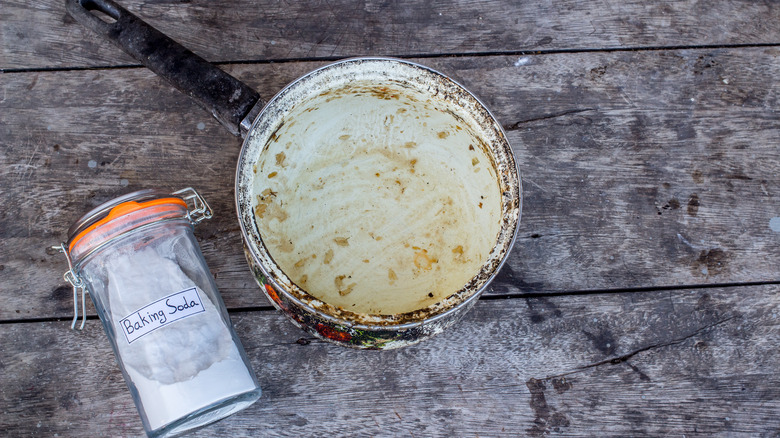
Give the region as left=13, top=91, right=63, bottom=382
left=57, top=188, right=261, bottom=438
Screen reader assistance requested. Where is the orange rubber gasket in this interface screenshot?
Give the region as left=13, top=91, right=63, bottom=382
left=68, top=197, right=187, bottom=253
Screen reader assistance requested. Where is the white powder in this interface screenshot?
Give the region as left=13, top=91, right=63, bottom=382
left=125, top=346, right=256, bottom=431
left=105, top=245, right=258, bottom=431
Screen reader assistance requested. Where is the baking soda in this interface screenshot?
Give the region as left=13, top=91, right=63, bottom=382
left=106, top=245, right=257, bottom=431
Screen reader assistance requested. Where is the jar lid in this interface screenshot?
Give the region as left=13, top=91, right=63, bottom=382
left=57, top=187, right=212, bottom=330
left=66, top=188, right=211, bottom=261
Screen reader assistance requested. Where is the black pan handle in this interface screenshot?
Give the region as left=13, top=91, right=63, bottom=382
left=65, top=0, right=262, bottom=137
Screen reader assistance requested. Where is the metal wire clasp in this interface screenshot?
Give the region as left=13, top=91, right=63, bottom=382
left=53, top=243, right=87, bottom=330
left=173, top=187, right=213, bottom=225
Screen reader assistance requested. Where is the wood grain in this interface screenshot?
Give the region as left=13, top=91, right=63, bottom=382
left=4, top=0, right=780, bottom=70
left=2, top=49, right=779, bottom=321
left=4, top=1, right=778, bottom=436
left=1, top=286, right=777, bottom=436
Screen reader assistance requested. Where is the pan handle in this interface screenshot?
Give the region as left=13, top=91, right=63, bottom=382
left=65, top=0, right=263, bottom=137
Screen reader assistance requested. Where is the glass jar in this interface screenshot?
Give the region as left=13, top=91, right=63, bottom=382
left=58, top=188, right=261, bottom=438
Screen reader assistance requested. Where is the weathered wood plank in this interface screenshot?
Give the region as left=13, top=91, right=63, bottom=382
left=1, top=286, right=777, bottom=436
left=2, top=49, right=779, bottom=320
left=4, top=0, right=780, bottom=70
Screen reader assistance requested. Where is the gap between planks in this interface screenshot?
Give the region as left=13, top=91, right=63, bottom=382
left=2, top=280, right=778, bottom=326
left=4, top=42, right=780, bottom=74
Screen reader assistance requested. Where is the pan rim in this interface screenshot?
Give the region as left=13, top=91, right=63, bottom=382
left=234, top=56, right=521, bottom=330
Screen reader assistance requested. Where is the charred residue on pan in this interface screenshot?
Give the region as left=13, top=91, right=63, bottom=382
left=262, top=120, right=285, bottom=153
left=313, top=78, right=426, bottom=104
left=289, top=258, right=494, bottom=326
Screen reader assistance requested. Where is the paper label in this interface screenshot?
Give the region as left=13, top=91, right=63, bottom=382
left=119, top=287, right=205, bottom=344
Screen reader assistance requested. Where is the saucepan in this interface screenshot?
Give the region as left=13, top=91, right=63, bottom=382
left=66, top=0, right=521, bottom=349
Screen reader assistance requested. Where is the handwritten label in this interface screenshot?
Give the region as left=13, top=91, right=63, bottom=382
left=119, top=287, right=205, bottom=344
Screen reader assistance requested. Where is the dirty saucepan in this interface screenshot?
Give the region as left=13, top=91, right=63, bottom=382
left=66, top=0, right=522, bottom=349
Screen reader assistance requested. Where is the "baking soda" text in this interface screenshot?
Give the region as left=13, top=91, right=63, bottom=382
left=119, top=287, right=205, bottom=344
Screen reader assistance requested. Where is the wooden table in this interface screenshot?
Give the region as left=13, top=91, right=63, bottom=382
left=2, top=1, right=779, bottom=436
